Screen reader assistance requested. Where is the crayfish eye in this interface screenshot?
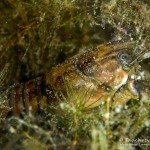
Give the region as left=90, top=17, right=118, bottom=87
left=119, top=53, right=132, bottom=64
left=117, top=52, right=133, bottom=70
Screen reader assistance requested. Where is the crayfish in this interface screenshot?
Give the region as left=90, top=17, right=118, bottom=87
left=0, top=42, right=149, bottom=118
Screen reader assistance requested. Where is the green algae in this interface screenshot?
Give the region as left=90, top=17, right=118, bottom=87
left=0, top=0, right=150, bottom=149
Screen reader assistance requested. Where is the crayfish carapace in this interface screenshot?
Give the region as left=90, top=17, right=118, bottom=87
left=46, top=42, right=149, bottom=108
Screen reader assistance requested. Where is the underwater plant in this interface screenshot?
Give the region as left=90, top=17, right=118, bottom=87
left=0, top=0, right=150, bottom=150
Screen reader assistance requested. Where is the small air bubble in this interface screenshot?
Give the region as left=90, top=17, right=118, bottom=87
left=9, top=126, right=16, bottom=133
left=144, top=121, right=150, bottom=127
left=124, top=105, right=128, bottom=109
left=131, top=75, right=136, bottom=79
left=115, top=105, right=122, bottom=113
left=103, top=112, right=110, bottom=119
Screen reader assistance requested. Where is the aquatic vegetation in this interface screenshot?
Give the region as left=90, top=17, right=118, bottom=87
left=0, top=81, right=149, bottom=149
left=0, top=0, right=150, bottom=149
left=0, top=0, right=112, bottom=88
